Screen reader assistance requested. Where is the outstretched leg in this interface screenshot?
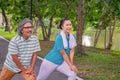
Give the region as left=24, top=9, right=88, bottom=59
left=56, top=62, right=76, bottom=80
left=37, top=59, right=58, bottom=80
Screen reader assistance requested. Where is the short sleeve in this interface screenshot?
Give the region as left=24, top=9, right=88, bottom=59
left=8, top=40, right=18, bottom=54
left=34, top=39, right=41, bottom=52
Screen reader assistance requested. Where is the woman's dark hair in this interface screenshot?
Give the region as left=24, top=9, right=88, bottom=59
left=59, top=18, right=70, bottom=29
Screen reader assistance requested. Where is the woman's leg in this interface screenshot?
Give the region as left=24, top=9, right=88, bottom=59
left=56, top=62, right=76, bottom=80
left=0, top=66, right=16, bottom=80
left=37, top=59, right=58, bottom=80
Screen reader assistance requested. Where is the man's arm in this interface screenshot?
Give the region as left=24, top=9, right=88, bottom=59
left=31, top=52, right=37, bottom=70
left=11, top=54, right=25, bottom=71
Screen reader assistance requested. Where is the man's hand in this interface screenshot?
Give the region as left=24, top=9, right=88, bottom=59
left=24, top=66, right=34, bottom=74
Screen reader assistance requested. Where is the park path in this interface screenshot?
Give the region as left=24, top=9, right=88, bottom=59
left=0, top=36, right=68, bottom=80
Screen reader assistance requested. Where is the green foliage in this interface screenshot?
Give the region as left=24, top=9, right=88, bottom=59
left=0, top=29, right=16, bottom=40
left=84, top=0, right=120, bottom=30
left=1, top=0, right=120, bottom=32
left=33, top=0, right=78, bottom=30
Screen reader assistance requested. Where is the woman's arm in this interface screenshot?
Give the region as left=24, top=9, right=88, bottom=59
left=31, top=52, right=37, bottom=70
left=69, top=48, right=75, bottom=64
left=60, top=50, right=78, bottom=73
left=60, top=50, right=73, bottom=67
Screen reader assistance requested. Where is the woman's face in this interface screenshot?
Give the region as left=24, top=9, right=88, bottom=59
left=62, top=20, right=72, bottom=34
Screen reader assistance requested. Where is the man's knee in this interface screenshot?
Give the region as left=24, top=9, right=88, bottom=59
left=0, top=67, right=15, bottom=80
left=20, top=72, right=36, bottom=80
left=26, top=75, right=36, bottom=80
left=25, top=74, right=36, bottom=80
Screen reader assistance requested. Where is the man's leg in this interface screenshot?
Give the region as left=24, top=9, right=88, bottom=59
left=20, top=71, right=36, bottom=80
left=0, top=66, right=16, bottom=80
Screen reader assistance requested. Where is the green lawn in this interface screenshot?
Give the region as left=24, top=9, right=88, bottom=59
left=39, top=40, right=120, bottom=80
left=75, top=52, right=120, bottom=80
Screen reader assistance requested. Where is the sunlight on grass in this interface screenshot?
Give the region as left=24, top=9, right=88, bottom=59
left=0, top=29, right=16, bottom=40
left=75, top=52, right=120, bottom=80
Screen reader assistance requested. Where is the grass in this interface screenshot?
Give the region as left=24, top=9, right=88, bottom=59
left=0, top=29, right=16, bottom=40
left=39, top=40, right=120, bottom=80
left=75, top=52, right=120, bottom=80
left=1, top=28, right=120, bottom=80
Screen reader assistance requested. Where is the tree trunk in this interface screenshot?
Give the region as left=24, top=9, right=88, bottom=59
left=104, top=28, right=107, bottom=49
left=36, top=0, right=48, bottom=40
left=76, top=0, right=85, bottom=56
left=94, top=28, right=102, bottom=47
left=1, top=6, right=10, bottom=32
left=38, top=14, right=54, bottom=41
left=33, top=18, right=39, bottom=37
left=47, top=15, right=54, bottom=41
left=94, top=15, right=107, bottom=47
left=38, top=15, right=46, bottom=40
left=106, top=16, right=116, bottom=50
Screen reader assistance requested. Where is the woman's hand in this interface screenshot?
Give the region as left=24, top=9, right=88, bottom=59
left=70, top=65, right=78, bottom=73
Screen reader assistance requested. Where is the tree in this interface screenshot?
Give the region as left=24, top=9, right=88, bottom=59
left=0, top=0, right=10, bottom=32
left=33, top=0, right=78, bottom=40
left=76, top=0, right=85, bottom=55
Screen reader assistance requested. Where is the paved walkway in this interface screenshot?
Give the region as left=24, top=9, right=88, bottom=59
left=0, top=36, right=82, bottom=80
left=0, top=36, right=68, bottom=80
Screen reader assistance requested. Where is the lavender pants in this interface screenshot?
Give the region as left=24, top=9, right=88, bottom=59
left=37, top=59, right=76, bottom=80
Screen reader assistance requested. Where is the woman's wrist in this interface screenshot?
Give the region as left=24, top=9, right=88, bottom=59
left=69, top=64, right=74, bottom=68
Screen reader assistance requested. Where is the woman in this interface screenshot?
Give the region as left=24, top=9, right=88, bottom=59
left=37, top=18, right=78, bottom=80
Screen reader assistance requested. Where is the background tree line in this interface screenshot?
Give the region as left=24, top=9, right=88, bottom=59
left=0, top=0, right=120, bottom=55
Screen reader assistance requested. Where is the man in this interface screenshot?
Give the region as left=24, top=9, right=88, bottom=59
left=0, top=18, right=41, bottom=80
